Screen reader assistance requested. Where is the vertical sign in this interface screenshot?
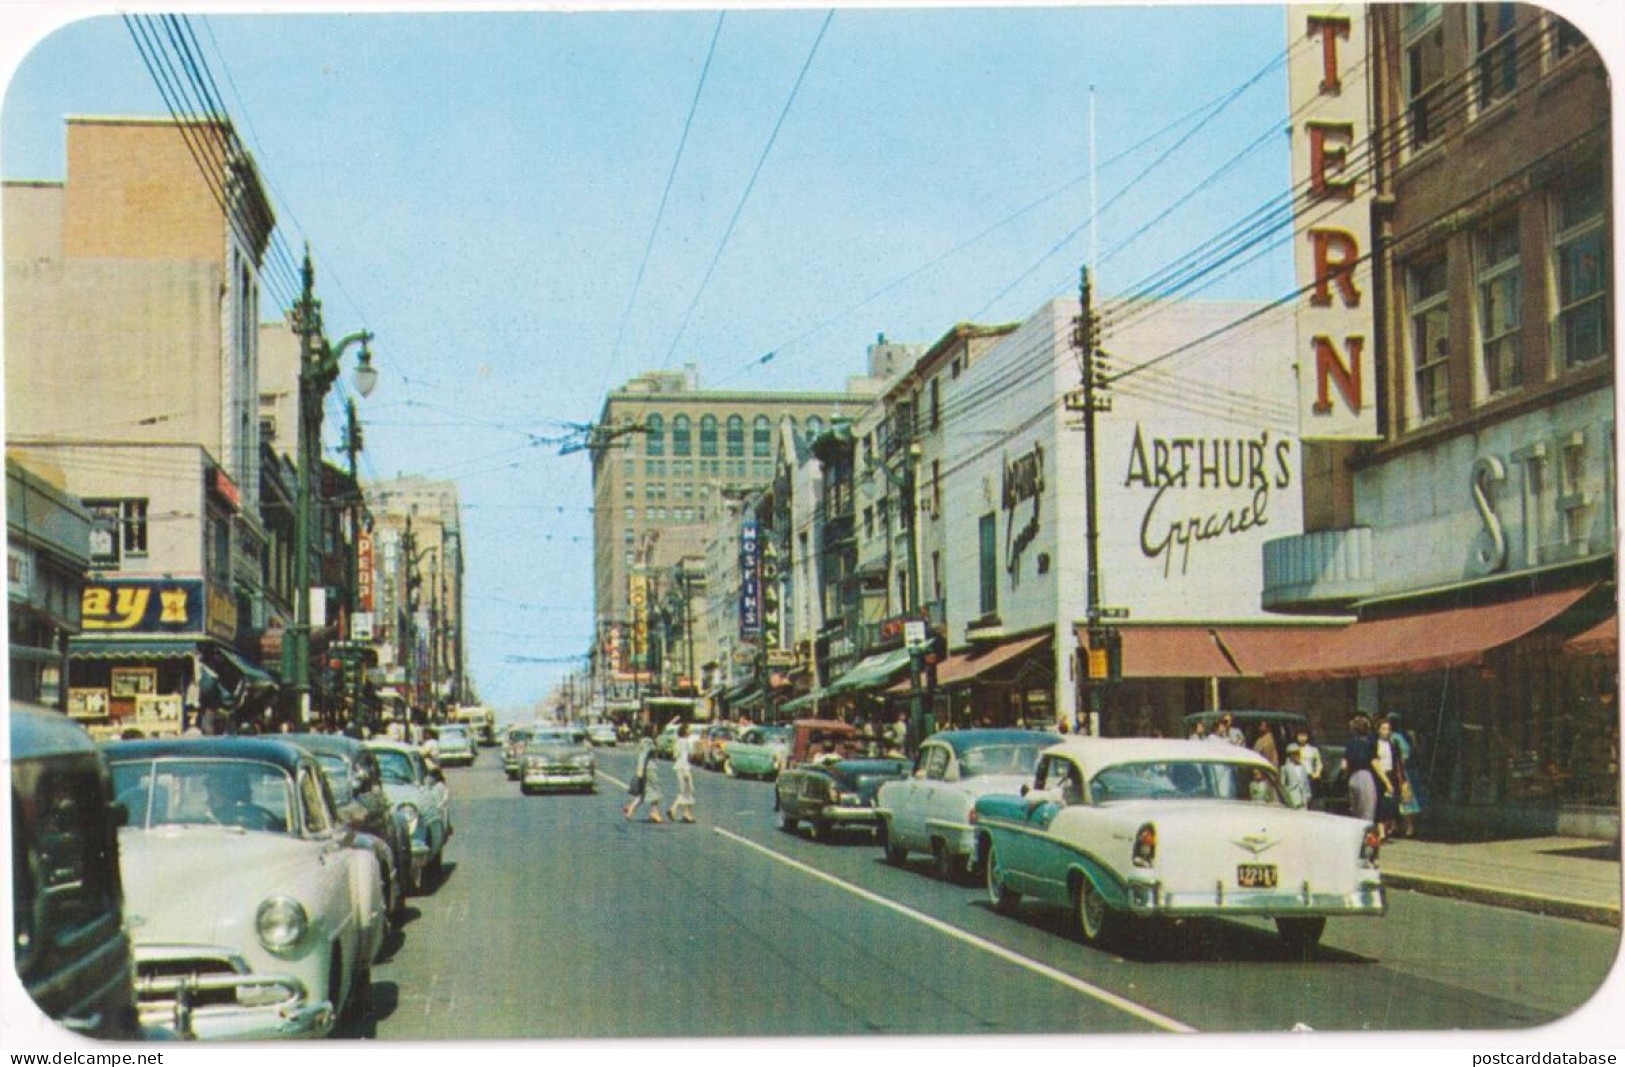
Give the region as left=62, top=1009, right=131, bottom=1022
left=628, top=573, right=648, bottom=671
left=738, top=519, right=762, bottom=638
left=1289, top=8, right=1379, bottom=439
left=357, top=531, right=375, bottom=612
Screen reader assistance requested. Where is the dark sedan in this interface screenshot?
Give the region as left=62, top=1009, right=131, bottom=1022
left=285, top=733, right=412, bottom=919
left=776, top=757, right=912, bottom=841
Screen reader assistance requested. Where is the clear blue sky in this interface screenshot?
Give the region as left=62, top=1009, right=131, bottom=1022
left=4, top=3, right=1309, bottom=713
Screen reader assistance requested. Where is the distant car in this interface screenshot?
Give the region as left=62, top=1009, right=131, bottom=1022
left=774, top=720, right=911, bottom=841
left=364, top=741, right=453, bottom=891
left=11, top=704, right=140, bottom=1039
left=284, top=733, right=413, bottom=918
left=587, top=723, right=618, bottom=747
left=693, top=724, right=740, bottom=770
left=876, top=728, right=1061, bottom=881
left=975, top=738, right=1385, bottom=953
left=434, top=726, right=476, bottom=767
left=105, top=738, right=387, bottom=1039
left=724, top=724, right=792, bottom=779
left=519, top=727, right=596, bottom=794
left=503, top=726, right=536, bottom=779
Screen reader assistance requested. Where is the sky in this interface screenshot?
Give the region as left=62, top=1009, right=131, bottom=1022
left=1, top=1, right=1613, bottom=715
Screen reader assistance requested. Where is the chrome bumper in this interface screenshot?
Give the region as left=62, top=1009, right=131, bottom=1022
left=135, top=961, right=331, bottom=1040
left=522, top=767, right=595, bottom=786
left=821, top=805, right=881, bottom=824
left=1122, top=875, right=1387, bottom=917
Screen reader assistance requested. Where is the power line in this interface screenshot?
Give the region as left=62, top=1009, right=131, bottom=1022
left=660, top=9, right=836, bottom=369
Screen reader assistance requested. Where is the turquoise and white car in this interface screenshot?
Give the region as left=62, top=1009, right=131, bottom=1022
left=975, top=738, right=1385, bottom=953
left=723, top=724, right=791, bottom=779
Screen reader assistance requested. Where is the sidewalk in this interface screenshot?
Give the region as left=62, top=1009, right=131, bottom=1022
left=1379, top=835, right=1621, bottom=927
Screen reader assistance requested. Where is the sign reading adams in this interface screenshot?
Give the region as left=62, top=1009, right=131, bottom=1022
left=1289, top=8, right=1378, bottom=439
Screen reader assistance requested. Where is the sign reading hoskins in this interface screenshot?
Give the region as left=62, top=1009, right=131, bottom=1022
left=1289, top=7, right=1378, bottom=439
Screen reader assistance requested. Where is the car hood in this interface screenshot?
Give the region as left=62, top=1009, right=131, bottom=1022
left=525, top=744, right=591, bottom=760
left=119, top=826, right=326, bottom=946
left=380, top=781, right=440, bottom=811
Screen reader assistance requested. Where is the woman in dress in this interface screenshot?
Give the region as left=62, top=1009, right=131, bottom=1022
left=1385, top=715, right=1422, bottom=837
left=623, top=724, right=665, bottom=823
left=667, top=722, right=697, bottom=824
left=1342, top=715, right=1386, bottom=831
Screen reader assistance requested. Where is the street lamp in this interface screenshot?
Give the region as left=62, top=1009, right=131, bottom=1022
left=289, top=248, right=379, bottom=724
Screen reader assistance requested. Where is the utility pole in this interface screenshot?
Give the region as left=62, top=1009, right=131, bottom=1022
left=1070, top=265, right=1118, bottom=735
left=343, top=400, right=365, bottom=736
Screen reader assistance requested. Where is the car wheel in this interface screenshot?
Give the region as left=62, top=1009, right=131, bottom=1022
left=985, top=840, right=1020, bottom=915
left=807, top=817, right=831, bottom=842
left=778, top=810, right=797, bottom=833
left=426, top=848, right=444, bottom=887
left=880, top=823, right=908, bottom=865
left=724, top=759, right=737, bottom=778
left=341, top=960, right=372, bottom=1030
left=1275, top=917, right=1326, bottom=957
left=1072, top=874, right=1120, bottom=947
left=387, top=868, right=407, bottom=924
left=932, top=839, right=961, bottom=882
left=520, top=784, right=532, bottom=796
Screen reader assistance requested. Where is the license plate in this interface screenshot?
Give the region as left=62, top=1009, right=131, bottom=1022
left=1237, top=863, right=1278, bottom=888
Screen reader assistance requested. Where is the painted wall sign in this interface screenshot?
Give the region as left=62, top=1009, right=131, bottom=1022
left=1002, top=444, right=1045, bottom=585
left=1123, top=424, right=1295, bottom=578
left=206, top=583, right=238, bottom=641
left=81, top=578, right=203, bottom=632
left=1289, top=8, right=1378, bottom=438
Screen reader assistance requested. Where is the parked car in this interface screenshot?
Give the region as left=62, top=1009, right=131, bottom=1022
left=284, top=733, right=412, bottom=918
left=876, top=728, right=1061, bottom=881
left=692, top=723, right=739, bottom=770
left=724, top=724, right=792, bottom=779
left=1180, top=711, right=1348, bottom=813
left=587, top=723, right=618, bottom=747
left=653, top=719, right=687, bottom=760
left=12, top=704, right=140, bottom=1039
left=105, top=737, right=387, bottom=1039
left=364, top=740, right=453, bottom=890
left=502, top=726, right=536, bottom=779
left=774, top=720, right=911, bottom=841
left=975, top=738, right=1385, bottom=954
left=519, top=727, right=596, bottom=794
left=434, top=725, right=477, bottom=767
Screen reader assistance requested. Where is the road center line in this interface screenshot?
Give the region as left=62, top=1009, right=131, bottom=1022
left=710, top=825, right=1197, bottom=1034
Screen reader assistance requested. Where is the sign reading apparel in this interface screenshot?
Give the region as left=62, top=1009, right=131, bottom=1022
left=1289, top=8, right=1378, bottom=439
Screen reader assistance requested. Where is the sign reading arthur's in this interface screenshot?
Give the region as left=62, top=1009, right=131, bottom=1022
left=1290, top=8, right=1378, bottom=439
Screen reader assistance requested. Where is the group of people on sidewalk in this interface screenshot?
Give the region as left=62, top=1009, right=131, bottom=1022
left=622, top=721, right=697, bottom=824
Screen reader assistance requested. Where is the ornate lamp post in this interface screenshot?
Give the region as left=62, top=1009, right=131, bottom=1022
left=289, top=248, right=378, bottom=723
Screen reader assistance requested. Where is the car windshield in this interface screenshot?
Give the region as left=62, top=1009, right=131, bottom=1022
left=373, top=749, right=418, bottom=784
left=958, top=742, right=1050, bottom=778
left=762, top=727, right=791, bottom=743
left=109, top=758, right=297, bottom=833
left=530, top=730, right=578, bottom=746
left=440, top=728, right=469, bottom=743
left=313, top=753, right=351, bottom=798
left=1088, top=760, right=1285, bottom=806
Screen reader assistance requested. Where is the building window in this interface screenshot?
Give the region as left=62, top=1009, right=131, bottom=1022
left=624, top=529, right=635, bottom=544
left=931, top=458, right=942, bottom=516
left=645, top=459, right=666, bottom=477
left=84, top=498, right=148, bottom=567
left=929, top=377, right=940, bottom=430
left=644, top=413, right=665, bottom=456
left=1402, top=4, right=1447, bottom=151
left=1548, top=12, right=1587, bottom=62
left=625, top=481, right=636, bottom=499
left=1552, top=170, right=1608, bottom=368
left=671, top=414, right=692, bottom=456
left=863, top=506, right=874, bottom=539
left=205, top=511, right=230, bottom=582
left=897, top=566, right=909, bottom=609
left=1475, top=216, right=1522, bottom=396
left=978, top=513, right=997, bottom=616
left=699, top=414, right=719, bottom=457
left=625, top=506, right=636, bottom=523
left=624, top=459, right=635, bottom=480
left=726, top=415, right=745, bottom=457
left=1408, top=254, right=1451, bottom=421
left=931, top=550, right=943, bottom=602
left=753, top=415, right=772, bottom=457
left=626, top=550, right=635, bottom=567
left=1473, top=3, right=1518, bottom=111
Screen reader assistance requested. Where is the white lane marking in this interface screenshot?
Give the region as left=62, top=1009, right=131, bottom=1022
left=601, top=772, right=630, bottom=790
left=711, top=825, right=1197, bottom=1034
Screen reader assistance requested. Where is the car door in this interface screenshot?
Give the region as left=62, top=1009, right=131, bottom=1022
left=1001, top=755, right=1066, bottom=885
left=899, top=744, right=948, bottom=848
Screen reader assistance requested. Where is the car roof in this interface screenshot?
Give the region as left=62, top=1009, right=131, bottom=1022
left=1182, top=709, right=1308, bottom=727
left=928, top=728, right=1062, bottom=754
left=281, top=733, right=365, bottom=758
left=9, top=704, right=100, bottom=761
left=365, top=739, right=424, bottom=756
left=1043, top=737, right=1274, bottom=778
left=103, top=735, right=313, bottom=773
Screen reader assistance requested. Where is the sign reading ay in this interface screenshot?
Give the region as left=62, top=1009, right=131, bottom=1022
left=82, top=579, right=203, bottom=632
left=1289, top=8, right=1378, bottom=439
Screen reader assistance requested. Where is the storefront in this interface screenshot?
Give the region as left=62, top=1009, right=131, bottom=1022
left=8, top=461, right=91, bottom=710
left=887, top=631, right=1053, bottom=730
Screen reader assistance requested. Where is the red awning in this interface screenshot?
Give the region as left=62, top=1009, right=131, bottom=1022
left=1215, top=625, right=1350, bottom=676
left=1565, top=615, right=1617, bottom=657
left=889, top=633, right=1049, bottom=693
left=1074, top=625, right=1238, bottom=678
left=1262, top=585, right=1592, bottom=681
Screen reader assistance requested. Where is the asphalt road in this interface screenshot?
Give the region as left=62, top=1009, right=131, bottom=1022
left=355, top=744, right=1619, bottom=1039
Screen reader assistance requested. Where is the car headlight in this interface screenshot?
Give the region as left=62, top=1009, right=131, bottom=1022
left=399, top=802, right=421, bottom=833
left=256, top=896, right=308, bottom=955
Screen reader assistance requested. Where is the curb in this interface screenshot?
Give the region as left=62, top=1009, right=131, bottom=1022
left=1383, top=871, right=1621, bottom=927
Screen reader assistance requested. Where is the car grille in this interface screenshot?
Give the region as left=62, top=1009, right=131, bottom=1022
left=136, top=955, right=248, bottom=1011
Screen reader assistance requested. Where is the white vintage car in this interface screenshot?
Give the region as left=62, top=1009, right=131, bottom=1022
left=875, top=729, right=1061, bottom=881
left=974, top=738, right=1385, bottom=953
left=106, top=738, right=387, bottom=1039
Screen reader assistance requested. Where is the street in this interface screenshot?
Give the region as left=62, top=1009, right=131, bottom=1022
left=356, top=749, right=1619, bottom=1039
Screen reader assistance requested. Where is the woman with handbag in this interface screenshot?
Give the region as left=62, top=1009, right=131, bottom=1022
left=623, top=725, right=666, bottom=823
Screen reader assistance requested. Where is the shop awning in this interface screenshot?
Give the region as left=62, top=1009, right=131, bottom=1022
left=1074, top=626, right=1238, bottom=678
left=1213, top=625, right=1351, bottom=676
left=214, top=645, right=278, bottom=689
left=887, top=633, right=1049, bottom=693
left=1566, top=615, right=1616, bottom=657
left=67, top=637, right=199, bottom=660
left=1263, top=585, right=1592, bottom=681
left=824, top=647, right=913, bottom=697
left=781, top=689, right=824, bottom=713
